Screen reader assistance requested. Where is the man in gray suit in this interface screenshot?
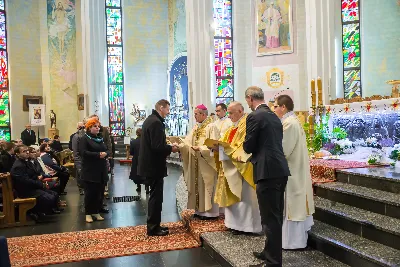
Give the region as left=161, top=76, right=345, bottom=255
left=243, top=86, right=290, bottom=267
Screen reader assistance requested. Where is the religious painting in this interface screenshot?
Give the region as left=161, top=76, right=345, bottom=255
left=47, top=0, right=77, bottom=91
left=266, top=68, right=284, bottom=88
left=23, top=95, right=43, bottom=112
left=33, top=108, right=41, bottom=120
left=166, top=54, right=189, bottom=137
left=256, top=0, right=293, bottom=56
left=77, top=94, right=84, bottom=110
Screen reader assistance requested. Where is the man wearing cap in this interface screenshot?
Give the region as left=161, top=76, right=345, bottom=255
left=179, top=104, right=220, bottom=219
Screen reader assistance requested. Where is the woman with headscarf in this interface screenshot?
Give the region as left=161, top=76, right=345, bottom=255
left=80, top=118, right=109, bottom=223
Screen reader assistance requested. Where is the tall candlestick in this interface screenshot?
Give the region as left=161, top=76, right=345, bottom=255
left=311, top=79, right=316, bottom=107
left=317, top=77, right=323, bottom=106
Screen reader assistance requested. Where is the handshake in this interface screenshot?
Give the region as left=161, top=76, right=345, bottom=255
left=171, top=143, right=180, bottom=153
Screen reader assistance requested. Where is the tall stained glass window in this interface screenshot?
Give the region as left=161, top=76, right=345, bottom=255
left=0, top=0, right=10, bottom=141
left=342, top=0, right=361, bottom=99
left=213, top=0, right=234, bottom=105
left=106, top=0, right=125, bottom=136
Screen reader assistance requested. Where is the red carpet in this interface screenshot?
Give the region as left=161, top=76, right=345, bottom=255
left=181, top=209, right=227, bottom=242
left=8, top=221, right=199, bottom=267
left=8, top=210, right=228, bottom=267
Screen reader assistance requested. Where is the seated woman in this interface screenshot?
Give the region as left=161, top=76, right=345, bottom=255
left=40, top=143, right=69, bottom=195
left=11, top=145, right=61, bottom=220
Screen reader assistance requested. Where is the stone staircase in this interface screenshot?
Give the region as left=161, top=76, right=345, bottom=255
left=310, top=167, right=400, bottom=266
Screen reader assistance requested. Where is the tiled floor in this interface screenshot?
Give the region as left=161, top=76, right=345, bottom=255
left=2, top=163, right=220, bottom=267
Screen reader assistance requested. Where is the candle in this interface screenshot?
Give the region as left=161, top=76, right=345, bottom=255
left=317, top=77, right=322, bottom=106
left=308, top=115, right=314, bottom=135
left=311, top=79, right=316, bottom=107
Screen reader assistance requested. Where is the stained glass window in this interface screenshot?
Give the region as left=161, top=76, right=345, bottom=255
left=342, top=0, right=361, bottom=99
left=213, top=0, right=234, bottom=105
left=0, top=0, right=9, bottom=141
left=106, top=1, right=125, bottom=136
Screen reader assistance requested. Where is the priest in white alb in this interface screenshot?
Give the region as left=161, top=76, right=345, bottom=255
left=214, top=102, right=262, bottom=234
left=213, top=103, right=232, bottom=138
left=179, top=104, right=220, bottom=219
left=273, top=95, right=315, bottom=249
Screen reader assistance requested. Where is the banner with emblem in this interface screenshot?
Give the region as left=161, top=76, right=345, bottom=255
left=29, top=104, right=46, bottom=126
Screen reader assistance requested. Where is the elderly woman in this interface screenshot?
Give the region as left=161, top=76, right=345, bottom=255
left=80, top=118, right=109, bottom=223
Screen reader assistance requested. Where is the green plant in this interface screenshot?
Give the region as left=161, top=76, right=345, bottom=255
left=331, top=127, right=347, bottom=140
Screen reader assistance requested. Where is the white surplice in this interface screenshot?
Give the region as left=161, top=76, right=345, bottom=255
left=224, top=179, right=262, bottom=233
left=281, top=112, right=315, bottom=249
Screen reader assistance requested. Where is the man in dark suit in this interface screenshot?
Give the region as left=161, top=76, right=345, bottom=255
left=243, top=86, right=290, bottom=267
left=129, top=128, right=149, bottom=194
left=0, top=142, right=16, bottom=173
left=138, top=99, right=179, bottom=236
left=20, top=124, right=36, bottom=146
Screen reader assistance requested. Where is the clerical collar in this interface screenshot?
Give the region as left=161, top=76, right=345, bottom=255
left=219, top=116, right=228, bottom=121
left=281, top=111, right=295, bottom=121
left=233, top=114, right=245, bottom=127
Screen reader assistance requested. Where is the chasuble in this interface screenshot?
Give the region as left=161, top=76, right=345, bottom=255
left=180, top=116, right=219, bottom=213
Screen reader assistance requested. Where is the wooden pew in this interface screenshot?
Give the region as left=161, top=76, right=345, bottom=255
left=0, top=173, right=36, bottom=228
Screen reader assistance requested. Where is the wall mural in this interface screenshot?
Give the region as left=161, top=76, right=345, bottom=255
left=47, top=0, right=77, bottom=92
left=256, top=0, right=293, bottom=56
left=165, top=55, right=188, bottom=136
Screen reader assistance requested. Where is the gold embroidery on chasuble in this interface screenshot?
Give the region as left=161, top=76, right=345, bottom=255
left=192, top=116, right=214, bottom=210
left=214, top=115, right=255, bottom=207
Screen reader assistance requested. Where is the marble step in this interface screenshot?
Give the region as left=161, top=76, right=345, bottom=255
left=314, top=182, right=400, bottom=219
left=314, top=196, right=400, bottom=250
left=309, top=220, right=400, bottom=267
left=201, top=231, right=348, bottom=267
left=337, top=167, right=400, bottom=194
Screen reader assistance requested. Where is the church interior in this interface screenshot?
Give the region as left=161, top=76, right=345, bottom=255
left=0, top=0, right=399, bottom=266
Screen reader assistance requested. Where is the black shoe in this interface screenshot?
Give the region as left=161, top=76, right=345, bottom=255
left=99, top=208, right=109, bottom=214
left=79, top=188, right=84, bottom=195
left=147, top=229, right=169, bottom=236
left=29, top=212, right=39, bottom=221
left=56, top=207, right=65, bottom=212
left=253, top=251, right=266, bottom=261
left=159, top=226, right=169, bottom=232
left=60, top=191, right=67, bottom=195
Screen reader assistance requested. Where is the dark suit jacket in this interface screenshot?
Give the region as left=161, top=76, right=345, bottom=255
left=40, top=153, right=65, bottom=173
left=21, top=129, right=36, bottom=146
left=50, top=141, right=63, bottom=152
left=0, top=151, right=15, bottom=173
left=129, top=137, right=144, bottom=184
left=138, top=110, right=172, bottom=178
left=11, top=158, right=44, bottom=198
left=243, top=104, right=290, bottom=183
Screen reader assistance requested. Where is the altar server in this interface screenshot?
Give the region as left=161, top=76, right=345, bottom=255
left=274, top=94, right=315, bottom=250
left=213, top=103, right=232, bottom=138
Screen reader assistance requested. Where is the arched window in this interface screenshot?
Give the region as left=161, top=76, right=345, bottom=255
left=342, top=0, right=361, bottom=99
left=106, top=0, right=125, bottom=136
left=213, top=0, right=234, bottom=105
left=0, top=0, right=10, bottom=141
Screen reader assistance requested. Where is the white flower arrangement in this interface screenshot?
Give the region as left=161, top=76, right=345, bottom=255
left=367, top=152, right=382, bottom=165
left=353, top=139, right=366, bottom=147
left=334, top=138, right=355, bottom=154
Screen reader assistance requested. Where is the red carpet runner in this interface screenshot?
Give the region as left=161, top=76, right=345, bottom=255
left=7, top=210, right=227, bottom=267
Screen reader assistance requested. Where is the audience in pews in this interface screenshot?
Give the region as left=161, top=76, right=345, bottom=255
left=10, top=145, right=62, bottom=221
left=80, top=118, right=109, bottom=223
left=39, top=144, right=69, bottom=195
